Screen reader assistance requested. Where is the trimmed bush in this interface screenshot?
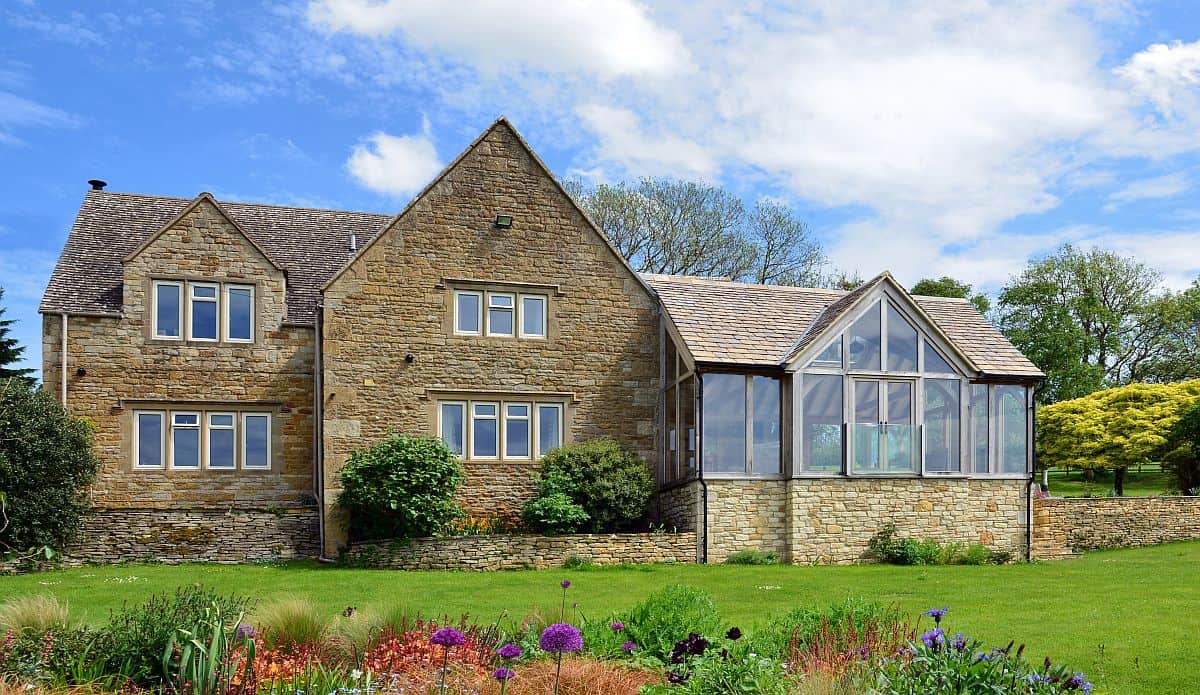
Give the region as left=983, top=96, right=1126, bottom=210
left=521, top=439, right=654, bottom=534
left=338, top=435, right=464, bottom=540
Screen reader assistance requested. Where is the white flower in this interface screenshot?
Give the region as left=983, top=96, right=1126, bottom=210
left=351, top=669, right=363, bottom=681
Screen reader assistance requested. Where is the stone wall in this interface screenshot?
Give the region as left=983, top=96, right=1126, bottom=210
left=705, top=480, right=789, bottom=563
left=62, top=506, right=319, bottom=565
left=346, top=532, right=696, bottom=571
left=786, top=478, right=1028, bottom=564
left=1032, top=496, right=1200, bottom=559
left=658, top=481, right=700, bottom=533
left=321, top=121, right=661, bottom=554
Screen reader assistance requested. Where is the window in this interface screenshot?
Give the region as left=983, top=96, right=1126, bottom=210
left=751, top=375, right=781, bottom=474
left=207, top=413, right=236, bottom=469
left=886, top=304, right=918, bottom=371
left=439, top=402, right=466, bottom=456
left=171, top=412, right=201, bottom=468
left=487, top=293, right=515, bottom=337
left=134, top=411, right=165, bottom=468
left=537, top=403, right=563, bottom=457
left=924, top=343, right=956, bottom=374
left=504, top=404, right=532, bottom=458
left=242, top=413, right=271, bottom=469
left=995, top=385, right=1028, bottom=473
left=153, top=281, right=182, bottom=339
left=802, top=374, right=842, bottom=472
left=702, top=374, right=781, bottom=475
left=924, top=379, right=961, bottom=473
left=848, top=301, right=882, bottom=370
left=454, top=291, right=482, bottom=335
left=224, top=285, right=254, bottom=342
left=520, top=295, right=546, bottom=338
left=970, top=384, right=989, bottom=474
left=471, top=403, right=499, bottom=458
left=188, top=284, right=219, bottom=341
left=809, top=339, right=842, bottom=369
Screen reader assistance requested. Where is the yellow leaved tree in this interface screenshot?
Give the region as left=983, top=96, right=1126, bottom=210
left=1037, top=380, right=1200, bottom=495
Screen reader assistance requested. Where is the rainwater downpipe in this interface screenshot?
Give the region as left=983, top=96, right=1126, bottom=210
left=60, top=313, right=68, bottom=408
left=697, top=372, right=708, bottom=564
left=1027, top=382, right=1046, bottom=561
left=314, top=305, right=332, bottom=562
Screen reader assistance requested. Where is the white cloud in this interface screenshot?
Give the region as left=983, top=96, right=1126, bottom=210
left=0, top=91, right=79, bottom=145
left=307, top=0, right=688, bottom=79
left=576, top=104, right=716, bottom=179
left=1115, top=40, right=1200, bottom=116
left=346, top=119, right=443, bottom=197
left=1104, top=172, right=1190, bottom=211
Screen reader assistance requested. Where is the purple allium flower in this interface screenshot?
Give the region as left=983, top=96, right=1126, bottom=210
left=492, top=667, right=515, bottom=682
left=497, top=643, right=523, bottom=660
left=430, top=627, right=466, bottom=647
left=725, top=627, right=742, bottom=641
left=951, top=633, right=968, bottom=652
left=621, top=641, right=637, bottom=653
left=235, top=623, right=257, bottom=640
left=923, top=606, right=949, bottom=624
left=560, top=580, right=571, bottom=589
left=539, top=623, right=583, bottom=653
left=920, top=628, right=946, bottom=650
left=610, top=621, right=625, bottom=632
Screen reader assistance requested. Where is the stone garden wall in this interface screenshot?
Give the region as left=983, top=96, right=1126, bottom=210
left=346, top=532, right=697, bottom=571
left=1032, top=496, right=1200, bottom=559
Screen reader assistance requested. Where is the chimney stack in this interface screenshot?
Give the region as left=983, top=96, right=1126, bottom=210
left=87, top=179, right=107, bottom=190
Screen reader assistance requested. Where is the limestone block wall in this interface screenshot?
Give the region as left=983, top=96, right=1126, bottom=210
left=787, top=478, right=1028, bottom=564
left=1032, top=496, right=1200, bottom=559
left=62, top=507, right=319, bottom=565
left=346, top=532, right=697, bottom=571
left=658, top=481, right=700, bottom=533
left=705, top=479, right=789, bottom=563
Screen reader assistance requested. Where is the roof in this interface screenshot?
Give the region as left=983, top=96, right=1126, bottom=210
left=643, top=273, right=1044, bottom=379
left=40, top=190, right=391, bottom=323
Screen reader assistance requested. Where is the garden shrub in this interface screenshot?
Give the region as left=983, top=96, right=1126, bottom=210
left=0, top=378, right=100, bottom=554
left=0, top=595, right=72, bottom=636
left=750, top=597, right=892, bottom=662
left=867, top=524, right=1006, bottom=565
left=644, top=628, right=792, bottom=695
left=254, top=597, right=328, bottom=648
left=723, top=549, right=778, bottom=565
left=600, top=585, right=723, bottom=664
left=521, top=439, right=654, bottom=534
left=338, top=435, right=464, bottom=540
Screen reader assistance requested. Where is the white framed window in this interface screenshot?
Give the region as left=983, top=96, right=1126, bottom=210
left=152, top=281, right=183, bottom=340
left=536, top=403, right=563, bottom=457
left=224, top=285, right=254, bottom=343
left=471, top=402, right=500, bottom=458
left=170, top=412, right=201, bottom=469
left=134, top=411, right=166, bottom=469
left=206, top=412, right=237, bottom=469
left=486, top=293, right=515, bottom=337
left=438, top=401, right=467, bottom=456
left=242, top=413, right=271, bottom=469
left=504, top=403, right=532, bottom=458
left=454, top=291, right=483, bottom=335
left=188, top=283, right=220, bottom=341
left=519, top=295, right=547, bottom=338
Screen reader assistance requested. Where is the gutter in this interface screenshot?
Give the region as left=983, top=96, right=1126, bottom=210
left=60, top=313, right=68, bottom=408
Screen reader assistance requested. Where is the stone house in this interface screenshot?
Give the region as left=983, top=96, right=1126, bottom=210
left=39, top=118, right=1043, bottom=564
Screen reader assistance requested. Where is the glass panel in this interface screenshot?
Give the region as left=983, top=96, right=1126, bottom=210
left=996, top=386, right=1028, bottom=473
left=971, top=384, right=989, bottom=473
left=244, top=415, right=270, bottom=468
left=155, top=284, right=180, bottom=338
left=456, top=293, right=480, bottom=333
left=679, top=374, right=697, bottom=475
left=504, top=404, right=530, bottom=458
left=886, top=303, right=918, bottom=371
left=191, top=299, right=218, bottom=340
left=665, top=384, right=678, bottom=481
left=137, top=413, right=162, bottom=467
left=210, top=414, right=234, bottom=427
left=439, top=403, right=465, bottom=456
left=173, top=413, right=199, bottom=425
left=209, top=428, right=235, bottom=468
left=886, top=381, right=912, bottom=424
left=809, top=339, right=842, bottom=368
left=537, top=404, right=562, bottom=457
left=885, top=424, right=917, bottom=472
left=702, top=374, right=746, bottom=473
left=521, top=296, right=545, bottom=337
left=852, top=380, right=880, bottom=472
left=192, top=286, right=217, bottom=299
left=172, top=427, right=200, bottom=468
left=227, top=287, right=253, bottom=340
left=666, top=338, right=678, bottom=382
left=802, top=374, right=842, bottom=472
left=751, top=375, right=781, bottom=474
left=848, top=301, right=882, bottom=370
left=490, top=294, right=514, bottom=308
left=488, top=307, right=514, bottom=336
left=925, top=342, right=956, bottom=374
left=473, top=404, right=498, bottom=458
left=925, top=378, right=961, bottom=473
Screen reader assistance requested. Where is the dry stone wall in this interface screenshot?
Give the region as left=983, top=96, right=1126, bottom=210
left=1032, top=496, right=1200, bottom=559
left=346, top=532, right=696, bottom=571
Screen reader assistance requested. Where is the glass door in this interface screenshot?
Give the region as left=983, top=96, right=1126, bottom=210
left=852, top=379, right=917, bottom=473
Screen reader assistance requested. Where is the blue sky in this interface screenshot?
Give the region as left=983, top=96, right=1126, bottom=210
left=3, top=0, right=1200, bottom=378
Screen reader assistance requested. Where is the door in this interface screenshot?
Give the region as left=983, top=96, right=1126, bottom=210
left=852, top=379, right=916, bottom=473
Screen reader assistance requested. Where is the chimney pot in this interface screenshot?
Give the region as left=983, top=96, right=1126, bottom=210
left=87, top=179, right=107, bottom=190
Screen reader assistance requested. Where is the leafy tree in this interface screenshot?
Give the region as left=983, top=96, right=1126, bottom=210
left=1037, top=380, right=1200, bottom=495
left=567, top=178, right=832, bottom=286
left=0, top=377, right=101, bottom=553
left=996, top=245, right=1180, bottom=402
left=0, top=288, right=34, bottom=380
left=1135, top=280, right=1200, bottom=384
left=909, top=276, right=991, bottom=314
left=1163, top=399, right=1200, bottom=494
left=337, top=435, right=464, bottom=540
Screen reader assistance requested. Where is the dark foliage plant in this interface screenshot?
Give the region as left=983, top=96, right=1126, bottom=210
left=521, top=439, right=654, bottom=534
left=338, top=435, right=464, bottom=540
left=1165, top=400, right=1200, bottom=494
left=0, top=377, right=100, bottom=554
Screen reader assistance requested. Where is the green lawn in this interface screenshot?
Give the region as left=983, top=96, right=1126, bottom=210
left=1044, top=466, right=1171, bottom=497
left=3, top=543, right=1198, bottom=694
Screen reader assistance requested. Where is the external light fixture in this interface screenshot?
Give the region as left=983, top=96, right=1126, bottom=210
left=494, top=214, right=513, bottom=229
